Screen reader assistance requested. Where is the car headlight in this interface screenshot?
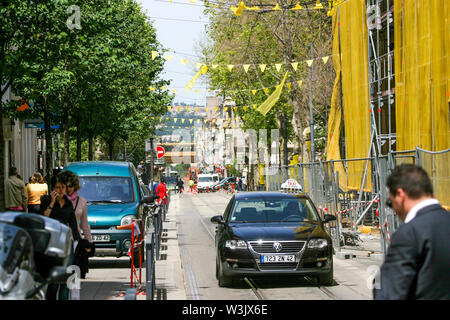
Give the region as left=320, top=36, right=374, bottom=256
left=121, top=215, right=136, bottom=226
left=225, top=240, right=247, bottom=249
left=307, top=238, right=328, bottom=249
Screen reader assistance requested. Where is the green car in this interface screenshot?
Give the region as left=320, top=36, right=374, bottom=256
left=64, top=161, right=154, bottom=257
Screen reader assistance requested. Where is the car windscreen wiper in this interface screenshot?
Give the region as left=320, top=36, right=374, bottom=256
left=88, top=200, right=126, bottom=204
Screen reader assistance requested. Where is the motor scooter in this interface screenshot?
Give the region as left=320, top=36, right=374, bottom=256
left=0, top=212, right=73, bottom=300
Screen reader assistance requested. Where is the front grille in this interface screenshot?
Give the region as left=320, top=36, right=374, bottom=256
left=248, top=241, right=305, bottom=254
left=257, top=263, right=298, bottom=270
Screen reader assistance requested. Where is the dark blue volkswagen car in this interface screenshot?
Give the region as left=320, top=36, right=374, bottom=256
left=211, top=192, right=336, bottom=287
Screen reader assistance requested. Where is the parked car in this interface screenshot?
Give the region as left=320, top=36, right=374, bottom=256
left=64, top=161, right=154, bottom=257
left=197, top=173, right=216, bottom=192
left=212, top=176, right=237, bottom=191
left=211, top=192, right=336, bottom=287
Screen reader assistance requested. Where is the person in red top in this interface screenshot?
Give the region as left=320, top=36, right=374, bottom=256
left=156, top=178, right=168, bottom=205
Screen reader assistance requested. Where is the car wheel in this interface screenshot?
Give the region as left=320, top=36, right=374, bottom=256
left=218, top=259, right=233, bottom=288
left=318, top=262, right=334, bottom=286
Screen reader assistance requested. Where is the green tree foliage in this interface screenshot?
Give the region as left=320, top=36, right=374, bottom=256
left=200, top=0, right=334, bottom=162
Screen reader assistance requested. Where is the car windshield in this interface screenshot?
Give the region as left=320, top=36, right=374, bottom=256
left=164, top=176, right=178, bottom=185
left=78, top=176, right=134, bottom=203
left=198, top=176, right=213, bottom=182
left=230, top=198, right=320, bottom=223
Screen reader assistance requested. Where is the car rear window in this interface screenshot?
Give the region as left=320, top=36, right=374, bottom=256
left=230, top=198, right=320, bottom=223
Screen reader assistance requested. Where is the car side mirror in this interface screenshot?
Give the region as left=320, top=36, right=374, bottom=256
left=210, top=215, right=225, bottom=224
left=141, top=195, right=155, bottom=204
left=322, top=214, right=337, bottom=223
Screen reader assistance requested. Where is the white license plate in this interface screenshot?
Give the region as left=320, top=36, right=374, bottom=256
left=92, top=234, right=110, bottom=242
left=260, top=255, right=295, bottom=263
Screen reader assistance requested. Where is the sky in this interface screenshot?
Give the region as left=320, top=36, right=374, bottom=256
left=136, top=0, right=210, bottom=106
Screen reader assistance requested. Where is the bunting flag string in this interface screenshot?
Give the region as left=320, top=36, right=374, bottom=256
left=152, top=49, right=333, bottom=77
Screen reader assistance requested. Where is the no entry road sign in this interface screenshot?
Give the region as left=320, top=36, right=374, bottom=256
left=157, top=146, right=165, bottom=159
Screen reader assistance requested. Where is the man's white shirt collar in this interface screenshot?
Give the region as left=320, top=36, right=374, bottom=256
left=405, top=198, right=439, bottom=223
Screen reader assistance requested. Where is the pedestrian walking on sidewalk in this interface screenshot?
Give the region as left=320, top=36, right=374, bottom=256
left=26, top=172, right=48, bottom=213
left=40, top=173, right=81, bottom=300
left=156, top=178, right=168, bottom=205
left=4, top=167, right=28, bottom=212
left=62, top=170, right=94, bottom=279
left=373, top=164, right=450, bottom=300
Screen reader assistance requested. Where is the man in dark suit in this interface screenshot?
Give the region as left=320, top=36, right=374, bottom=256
left=374, top=164, right=450, bottom=299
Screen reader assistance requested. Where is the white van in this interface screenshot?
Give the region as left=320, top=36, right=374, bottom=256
left=197, top=174, right=215, bottom=192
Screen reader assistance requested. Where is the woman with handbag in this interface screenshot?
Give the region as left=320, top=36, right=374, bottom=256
left=62, top=170, right=94, bottom=279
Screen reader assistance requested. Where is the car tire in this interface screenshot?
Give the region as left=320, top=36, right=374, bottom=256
left=217, top=259, right=233, bottom=288
left=318, top=262, right=334, bottom=286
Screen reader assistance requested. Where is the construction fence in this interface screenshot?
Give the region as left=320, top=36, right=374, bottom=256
left=258, top=148, right=450, bottom=256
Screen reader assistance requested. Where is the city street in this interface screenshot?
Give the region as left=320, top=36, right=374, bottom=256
left=80, top=191, right=382, bottom=300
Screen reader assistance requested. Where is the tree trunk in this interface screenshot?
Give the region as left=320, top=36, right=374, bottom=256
left=108, top=137, right=114, bottom=160
left=76, top=113, right=81, bottom=161
left=0, top=102, right=5, bottom=211
left=63, top=100, right=70, bottom=165
left=43, top=101, right=53, bottom=179
left=88, top=131, right=94, bottom=160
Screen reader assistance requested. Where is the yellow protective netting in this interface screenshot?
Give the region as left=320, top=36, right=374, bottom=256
left=394, top=0, right=450, bottom=151
left=327, top=0, right=372, bottom=192
left=419, top=150, right=450, bottom=210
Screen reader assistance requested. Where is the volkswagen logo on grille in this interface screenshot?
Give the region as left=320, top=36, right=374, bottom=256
left=273, top=242, right=282, bottom=253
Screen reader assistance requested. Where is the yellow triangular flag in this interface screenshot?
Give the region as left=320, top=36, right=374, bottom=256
left=181, top=58, right=188, bottom=65
left=186, top=107, right=190, bottom=112
left=275, top=63, right=283, bottom=72
left=253, top=104, right=258, bottom=110
left=189, top=119, right=193, bottom=124
left=273, top=3, right=281, bottom=10
left=263, top=88, right=269, bottom=94
left=227, top=65, right=234, bottom=71
left=181, top=119, right=185, bottom=123
left=234, top=107, right=238, bottom=112
left=189, top=0, right=196, bottom=3
left=165, top=54, right=173, bottom=61
left=243, top=106, right=247, bottom=111
left=215, top=107, right=219, bottom=112
left=287, top=82, right=292, bottom=90
left=197, top=119, right=200, bottom=123
left=252, top=90, right=257, bottom=95
left=151, top=51, right=158, bottom=60
left=195, top=89, right=199, bottom=94
left=243, top=115, right=246, bottom=120
left=177, top=106, right=180, bottom=112
left=204, top=119, right=207, bottom=123
left=292, top=2, right=303, bottom=10
left=195, top=107, right=199, bottom=112
left=259, top=64, right=266, bottom=73
left=161, top=86, right=166, bottom=90
left=297, top=80, right=303, bottom=88
left=196, top=62, right=202, bottom=70
left=174, top=118, right=178, bottom=123
left=186, top=65, right=208, bottom=90
left=243, top=64, right=250, bottom=73
left=168, top=106, right=172, bottom=111
left=306, top=59, right=314, bottom=67
left=257, top=71, right=288, bottom=116
left=322, top=56, right=330, bottom=64
left=172, top=88, right=177, bottom=94
left=291, top=62, right=298, bottom=71
left=149, top=87, right=155, bottom=91
left=224, top=107, right=228, bottom=112
left=314, top=0, right=324, bottom=9
left=232, top=2, right=246, bottom=16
